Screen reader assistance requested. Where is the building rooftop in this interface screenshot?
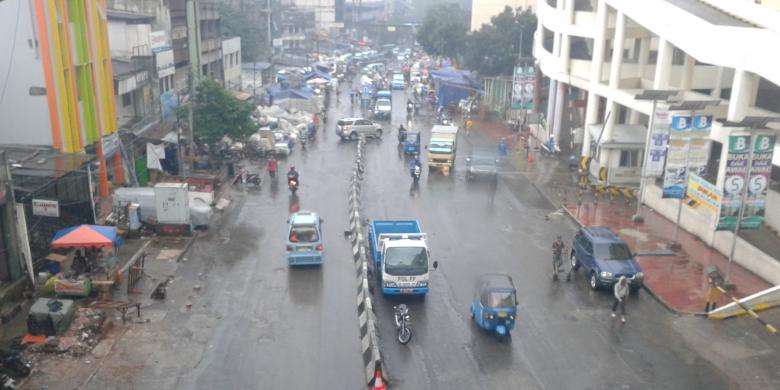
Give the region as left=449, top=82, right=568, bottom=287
left=106, top=9, right=155, bottom=23
left=664, top=0, right=754, bottom=27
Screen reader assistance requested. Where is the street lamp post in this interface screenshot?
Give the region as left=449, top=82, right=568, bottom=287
left=632, top=90, right=679, bottom=223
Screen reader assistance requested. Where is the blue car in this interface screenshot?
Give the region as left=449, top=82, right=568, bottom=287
left=570, top=227, right=643, bottom=292
left=286, top=211, right=324, bottom=266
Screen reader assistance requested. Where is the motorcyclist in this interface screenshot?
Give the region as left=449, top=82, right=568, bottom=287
left=406, top=99, right=414, bottom=116
left=398, top=124, right=407, bottom=143
left=552, top=235, right=565, bottom=273
left=266, top=157, right=278, bottom=178
left=287, top=166, right=299, bottom=186
left=408, top=155, right=422, bottom=177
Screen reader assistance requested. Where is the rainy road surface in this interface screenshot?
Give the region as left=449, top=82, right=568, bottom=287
left=37, top=81, right=778, bottom=390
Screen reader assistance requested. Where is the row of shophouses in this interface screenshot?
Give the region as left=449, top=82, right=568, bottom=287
left=0, top=1, right=242, bottom=289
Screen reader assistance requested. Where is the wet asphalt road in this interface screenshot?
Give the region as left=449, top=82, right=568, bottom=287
left=358, top=87, right=742, bottom=390
left=173, top=90, right=366, bottom=389
left=105, top=80, right=777, bottom=390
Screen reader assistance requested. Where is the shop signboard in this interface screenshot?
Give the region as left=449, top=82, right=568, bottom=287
left=717, top=134, right=750, bottom=230
left=742, top=134, right=775, bottom=229
left=155, top=49, right=175, bottom=78
left=32, top=199, right=59, bottom=217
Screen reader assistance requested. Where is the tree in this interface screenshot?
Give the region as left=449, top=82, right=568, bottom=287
left=463, top=7, right=537, bottom=76
left=190, top=79, right=257, bottom=145
left=417, top=4, right=468, bottom=60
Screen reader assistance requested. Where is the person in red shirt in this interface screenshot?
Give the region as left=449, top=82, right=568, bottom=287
left=266, top=157, right=278, bottom=178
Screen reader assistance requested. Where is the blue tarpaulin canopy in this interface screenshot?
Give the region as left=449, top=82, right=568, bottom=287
left=268, top=84, right=314, bottom=101
left=303, top=69, right=332, bottom=82
left=430, top=68, right=482, bottom=107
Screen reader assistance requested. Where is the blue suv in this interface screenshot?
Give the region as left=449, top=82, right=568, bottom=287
left=570, top=227, right=643, bottom=292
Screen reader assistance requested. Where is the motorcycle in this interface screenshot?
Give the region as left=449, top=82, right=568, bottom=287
left=241, top=170, right=262, bottom=189
left=288, top=177, right=299, bottom=194
left=411, top=164, right=421, bottom=183
left=393, top=304, right=412, bottom=344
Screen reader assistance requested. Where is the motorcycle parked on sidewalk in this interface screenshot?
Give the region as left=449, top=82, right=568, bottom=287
left=394, top=304, right=412, bottom=344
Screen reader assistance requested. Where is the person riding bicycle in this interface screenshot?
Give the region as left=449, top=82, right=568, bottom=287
left=552, top=236, right=565, bottom=273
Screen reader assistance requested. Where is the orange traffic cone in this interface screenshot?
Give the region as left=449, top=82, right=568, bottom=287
left=527, top=153, right=534, bottom=163
left=371, top=363, right=386, bottom=390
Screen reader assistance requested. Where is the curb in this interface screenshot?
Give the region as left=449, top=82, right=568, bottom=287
left=347, top=138, right=387, bottom=386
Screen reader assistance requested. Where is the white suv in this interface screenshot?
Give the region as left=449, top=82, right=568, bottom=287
left=336, top=118, right=383, bottom=140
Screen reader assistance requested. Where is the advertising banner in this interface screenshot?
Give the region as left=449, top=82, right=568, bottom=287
left=662, top=138, right=688, bottom=198
left=742, top=134, right=775, bottom=229
left=717, top=134, right=750, bottom=230
left=686, top=173, right=722, bottom=221
left=661, top=111, right=713, bottom=198
left=511, top=66, right=534, bottom=110
left=646, top=105, right=670, bottom=177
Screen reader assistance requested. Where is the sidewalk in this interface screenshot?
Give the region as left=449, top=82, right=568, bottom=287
left=471, top=118, right=772, bottom=314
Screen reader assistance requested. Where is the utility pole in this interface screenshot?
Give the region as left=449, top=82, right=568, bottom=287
left=0, top=152, right=30, bottom=286
left=185, top=0, right=202, bottom=174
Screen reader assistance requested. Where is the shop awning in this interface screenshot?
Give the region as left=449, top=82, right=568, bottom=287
left=51, top=225, right=122, bottom=249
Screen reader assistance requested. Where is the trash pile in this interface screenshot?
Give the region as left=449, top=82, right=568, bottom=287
left=27, top=308, right=108, bottom=357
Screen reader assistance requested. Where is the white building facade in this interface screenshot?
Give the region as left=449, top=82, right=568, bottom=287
left=282, top=0, right=336, bottom=31
left=534, top=0, right=780, bottom=283
left=222, top=37, right=242, bottom=91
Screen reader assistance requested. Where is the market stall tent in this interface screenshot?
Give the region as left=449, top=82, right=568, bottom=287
left=51, top=225, right=123, bottom=249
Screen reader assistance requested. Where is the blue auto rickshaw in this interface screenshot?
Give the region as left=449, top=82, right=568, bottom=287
left=403, top=131, right=421, bottom=154
left=286, top=211, right=325, bottom=266
left=470, top=274, right=518, bottom=337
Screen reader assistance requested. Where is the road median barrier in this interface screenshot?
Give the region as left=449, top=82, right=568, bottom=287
left=346, top=138, right=388, bottom=386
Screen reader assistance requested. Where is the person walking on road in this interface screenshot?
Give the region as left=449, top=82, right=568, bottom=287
left=611, top=276, right=629, bottom=323
left=552, top=236, right=564, bottom=274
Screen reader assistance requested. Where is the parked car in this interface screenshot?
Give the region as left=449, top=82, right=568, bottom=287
left=336, top=117, right=383, bottom=140
left=570, top=227, right=643, bottom=292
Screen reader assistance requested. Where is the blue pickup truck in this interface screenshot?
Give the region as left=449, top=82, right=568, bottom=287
left=369, top=220, right=435, bottom=296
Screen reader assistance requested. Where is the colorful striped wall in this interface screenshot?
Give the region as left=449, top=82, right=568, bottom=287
left=34, top=0, right=118, bottom=154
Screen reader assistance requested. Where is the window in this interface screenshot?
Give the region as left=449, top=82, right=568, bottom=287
left=619, top=150, right=639, bottom=167
left=122, top=93, right=132, bottom=107
left=289, top=225, right=319, bottom=243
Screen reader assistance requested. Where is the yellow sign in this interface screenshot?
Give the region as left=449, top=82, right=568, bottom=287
left=686, top=173, right=722, bottom=218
